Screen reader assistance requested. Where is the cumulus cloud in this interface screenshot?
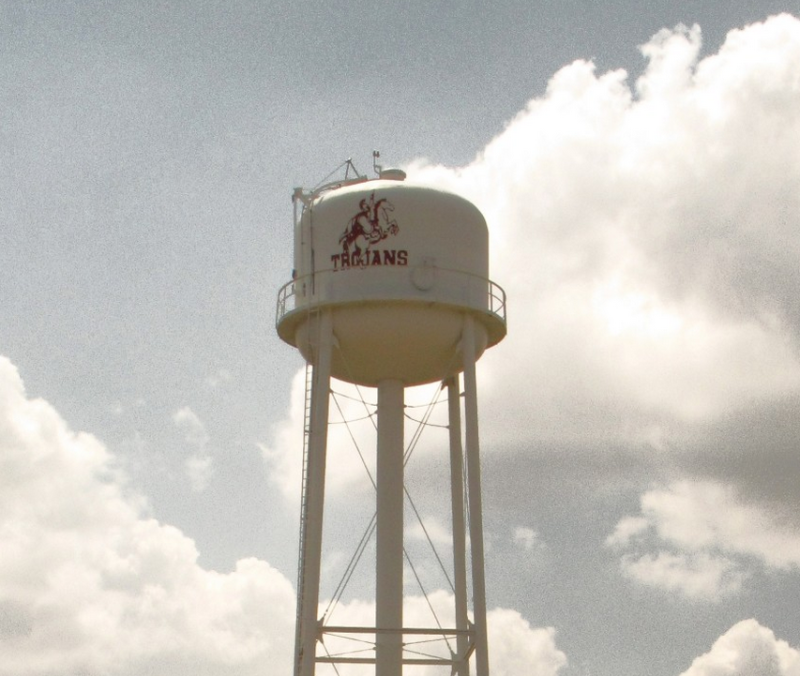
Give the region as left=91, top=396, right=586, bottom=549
left=606, top=480, right=800, bottom=600
left=0, top=354, right=571, bottom=675
left=488, top=608, right=567, bottom=676
left=679, top=619, right=800, bottom=676
left=0, top=356, right=295, bottom=676
left=617, top=551, right=746, bottom=602
left=406, top=13, right=800, bottom=448
left=260, top=368, right=307, bottom=500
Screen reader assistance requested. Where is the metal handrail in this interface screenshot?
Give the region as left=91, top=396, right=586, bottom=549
left=276, top=266, right=506, bottom=328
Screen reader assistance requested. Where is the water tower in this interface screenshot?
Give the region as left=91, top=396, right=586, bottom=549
left=276, top=156, right=507, bottom=676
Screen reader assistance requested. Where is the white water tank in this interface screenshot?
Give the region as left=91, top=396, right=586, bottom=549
left=276, top=175, right=506, bottom=386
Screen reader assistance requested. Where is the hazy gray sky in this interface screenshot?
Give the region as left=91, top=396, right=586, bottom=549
left=2, top=2, right=800, bottom=675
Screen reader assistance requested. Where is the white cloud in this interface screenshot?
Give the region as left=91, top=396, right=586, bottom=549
left=513, top=526, right=544, bottom=553
left=407, top=515, right=452, bottom=547
left=679, top=619, right=800, bottom=676
left=404, top=14, right=800, bottom=447
left=185, top=452, right=214, bottom=493
left=488, top=608, right=567, bottom=676
left=174, top=406, right=210, bottom=447
left=605, top=516, right=648, bottom=548
left=0, top=356, right=295, bottom=675
left=607, top=480, right=800, bottom=600
left=173, top=406, right=214, bottom=492
left=205, top=369, right=233, bottom=389
left=260, top=367, right=307, bottom=501
left=619, top=551, right=746, bottom=602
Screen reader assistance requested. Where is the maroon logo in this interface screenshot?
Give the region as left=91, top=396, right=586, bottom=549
left=331, top=192, right=408, bottom=270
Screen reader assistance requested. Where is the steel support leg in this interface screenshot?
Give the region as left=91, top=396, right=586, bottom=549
left=462, top=315, right=490, bottom=676
left=447, top=376, right=470, bottom=676
left=296, top=310, right=333, bottom=676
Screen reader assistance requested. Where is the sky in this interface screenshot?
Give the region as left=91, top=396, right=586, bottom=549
left=3, top=1, right=800, bottom=675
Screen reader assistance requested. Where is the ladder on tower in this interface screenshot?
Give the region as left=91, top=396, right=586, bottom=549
left=293, top=361, right=315, bottom=676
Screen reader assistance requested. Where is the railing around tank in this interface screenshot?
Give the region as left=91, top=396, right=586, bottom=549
left=276, top=266, right=507, bottom=329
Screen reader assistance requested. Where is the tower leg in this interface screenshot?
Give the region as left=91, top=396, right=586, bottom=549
left=447, top=376, right=470, bottom=676
left=376, top=379, right=404, bottom=676
left=462, top=315, right=490, bottom=676
left=297, top=310, right=333, bottom=676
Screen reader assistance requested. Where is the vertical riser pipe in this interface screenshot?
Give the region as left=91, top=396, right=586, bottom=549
left=376, top=379, right=405, bottom=676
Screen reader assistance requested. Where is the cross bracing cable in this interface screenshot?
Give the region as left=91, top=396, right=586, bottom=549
left=403, top=412, right=449, bottom=428
left=323, top=632, right=376, bottom=648
left=322, top=513, right=376, bottom=622
left=403, top=645, right=452, bottom=661
left=327, top=411, right=376, bottom=425
left=404, top=485, right=455, bottom=593
left=403, top=383, right=443, bottom=465
left=322, top=345, right=459, bottom=648
left=404, top=398, right=448, bottom=409
left=330, top=392, right=377, bottom=490
left=403, top=547, right=455, bottom=656
left=319, top=641, right=343, bottom=676
left=328, top=388, right=376, bottom=407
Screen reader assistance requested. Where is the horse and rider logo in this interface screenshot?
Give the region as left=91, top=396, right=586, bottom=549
left=331, top=192, right=408, bottom=270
